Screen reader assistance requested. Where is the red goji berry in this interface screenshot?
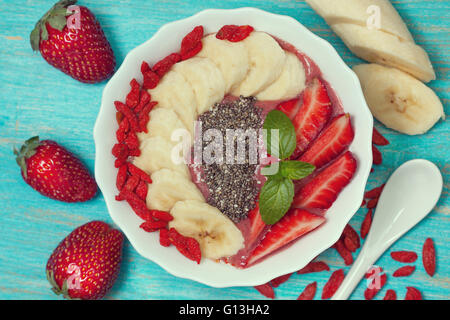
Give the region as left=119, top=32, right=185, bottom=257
left=125, top=131, right=139, bottom=151
left=159, top=228, right=171, bottom=247
left=270, top=273, right=292, bottom=288
left=120, top=190, right=153, bottom=221
left=126, top=79, right=141, bottom=108
left=322, top=269, right=345, bottom=300
left=405, top=287, right=422, bottom=300
left=136, top=180, right=148, bottom=200
left=364, top=273, right=387, bottom=300
left=112, top=143, right=129, bottom=160
left=181, top=41, right=203, bottom=61
left=114, top=158, right=126, bottom=168
left=361, top=209, right=373, bottom=239
left=116, top=164, right=128, bottom=191
left=180, top=26, right=204, bottom=56
left=114, top=101, right=140, bottom=132
left=116, top=111, right=124, bottom=124
left=129, top=148, right=141, bottom=157
left=151, top=210, right=174, bottom=222
left=297, top=282, right=317, bottom=300
left=364, top=184, right=385, bottom=199
left=365, top=266, right=383, bottom=279
left=186, top=237, right=201, bottom=264
left=128, top=163, right=152, bottom=183
left=123, top=174, right=140, bottom=193
left=343, top=224, right=360, bottom=253
left=390, top=251, right=418, bottom=263
left=393, top=266, right=415, bottom=277
left=297, top=261, right=330, bottom=274
left=153, top=53, right=181, bottom=78
left=333, top=238, right=353, bottom=265
left=367, top=197, right=379, bottom=209
left=140, top=220, right=168, bottom=233
left=372, top=127, right=389, bottom=146
left=383, top=289, right=397, bottom=300
left=216, top=25, right=254, bottom=42
left=141, top=61, right=151, bottom=74
left=168, top=228, right=185, bottom=245
left=361, top=199, right=366, bottom=207
left=135, top=90, right=151, bottom=113
left=372, top=144, right=382, bottom=165
left=422, top=238, right=436, bottom=277
left=254, top=283, right=275, bottom=299
left=216, top=25, right=240, bottom=40
left=143, top=69, right=160, bottom=90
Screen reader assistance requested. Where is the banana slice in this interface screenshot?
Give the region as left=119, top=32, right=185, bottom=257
left=146, top=169, right=205, bottom=212
left=354, top=64, right=444, bottom=135
left=133, top=136, right=190, bottom=178
left=169, top=200, right=244, bottom=259
left=148, top=70, right=197, bottom=135
left=306, top=0, right=413, bottom=42
left=173, top=57, right=226, bottom=114
left=256, top=52, right=306, bottom=101
left=197, top=34, right=249, bottom=92
left=232, top=31, right=286, bottom=97
left=331, top=23, right=435, bottom=82
left=137, top=108, right=191, bottom=144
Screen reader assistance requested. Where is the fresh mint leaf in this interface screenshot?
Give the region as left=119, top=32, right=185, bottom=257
left=263, top=110, right=296, bottom=160
left=259, top=177, right=294, bottom=225
left=280, top=161, right=315, bottom=180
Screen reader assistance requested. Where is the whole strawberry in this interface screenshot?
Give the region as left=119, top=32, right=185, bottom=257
left=46, top=221, right=124, bottom=300
left=15, top=136, right=97, bottom=202
left=30, top=0, right=115, bottom=83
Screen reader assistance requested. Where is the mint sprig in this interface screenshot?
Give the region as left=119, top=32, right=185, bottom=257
left=259, top=110, right=315, bottom=225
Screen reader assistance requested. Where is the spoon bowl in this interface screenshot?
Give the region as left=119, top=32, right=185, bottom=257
left=332, top=159, right=443, bottom=300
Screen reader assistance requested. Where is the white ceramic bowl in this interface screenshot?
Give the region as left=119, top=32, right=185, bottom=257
left=94, top=8, right=373, bottom=288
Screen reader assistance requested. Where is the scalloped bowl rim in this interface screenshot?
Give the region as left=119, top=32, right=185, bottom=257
left=94, top=7, right=373, bottom=288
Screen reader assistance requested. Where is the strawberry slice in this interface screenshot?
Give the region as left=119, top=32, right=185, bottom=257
left=276, top=97, right=302, bottom=120
left=299, top=114, right=354, bottom=169
left=247, top=203, right=266, bottom=248
left=293, top=151, right=357, bottom=210
left=291, top=78, right=332, bottom=158
left=246, top=209, right=325, bottom=266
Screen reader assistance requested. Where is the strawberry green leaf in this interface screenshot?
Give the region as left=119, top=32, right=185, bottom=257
left=263, top=110, right=296, bottom=160
left=259, top=177, right=294, bottom=225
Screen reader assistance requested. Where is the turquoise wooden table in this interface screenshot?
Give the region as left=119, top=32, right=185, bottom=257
left=0, top=0, right=448, bottom=300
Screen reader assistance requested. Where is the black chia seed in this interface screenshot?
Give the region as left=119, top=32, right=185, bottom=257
left=197, top=96, right=263, bottom=223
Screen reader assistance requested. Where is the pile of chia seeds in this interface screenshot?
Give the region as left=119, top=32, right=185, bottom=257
left=197, top=96, right=263, bottom=223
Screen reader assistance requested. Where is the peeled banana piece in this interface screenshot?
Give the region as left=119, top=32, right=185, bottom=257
left=197, top=34, right=249, bottom=92
left=256, top=52, right=306, bottom=101
left=146, top=169, right=205, bottom=212
left=133, top=136, right=190, bottom=178
left=354, top=64, right=444, bottom=135
left=148, top=70, right=197, bottom=134
left=332, top=23, right=435, bottom=83
left=306, top=0, right=413, bottom=42
left=173, top=57, right=226, bottom=115
left=169, top=200, right=244, bottom=259
left=232, top=31, right=286, bottom=97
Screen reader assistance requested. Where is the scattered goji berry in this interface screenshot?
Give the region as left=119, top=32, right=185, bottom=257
left=153, top=53, right=181, bottom=78
left=322, top=269, right=345, bottom=300
left=136, top=180, right=148, bottom=200
left=143, top=69, right=160, bottom=90
left=128, top=148, right=141, bottom=157
left=216, top=25, right=240, bottom=40
left=180, top=26, right=204, bottom=56
left=361, top=209, right=373, bottom=239
left=159, top=228, right=171, bottom=247
left=120, top=190, right=153, bottom=221
left=168, top=228, right=201, bottom=264
left=393, top=266, right=415, bottom=277
left=114, top=101, right=140, bottom=132
left=372, top=144, right=382, bottom=165
left=383, top=289, right=397, bottom=300
left=390, top=251, right=418, bottom=263
left=404, top=287, right=422, bottom=300
left=123, top=174, right=140, bottom=193
left=216, top=25, right=254, bottom=42
left=114, top=158, right=126, bottom=168
left=116, top=111, right=124, bottom=124
left=422, top=238, right=436, bottom=277
left=140, top=220, right=168, bottom=233
left=297, top=282, right=317, bottom=300
left=126, top=78, right=140, bottom=108
left=151, top=210, right=174, bottom=222
left=364, top=273, right=387, bottom=300
left=365, top=266, right=383, bottom=279
left=181, top=41, right=203, bottom=61
left=367, top=197, right=379, bottom=209
left=297, top=261, right=330, bottom=274
left=141, top=61, right=151, bottom=74
left=186, top=237, right=201, bottom=264
left=112, top=143, right=129, bottom=160
left=135, top=90, right=151, bottom=113
left=372, top=127, right=389, bottom=146
left=125, top=131, right=139, bottom=151
left=128, top=163, right=152, bottom=183
left=333, top=238, right=353, bottom=265
left=138, top=101, right=158, bottom=132
left=361, top=199, right=366, bottom=207
left=364, top=184, right=385, bottom=199
left=116, top=164, right=128, bottom=191
left=254, top=283, right=275, bottom=299
left=343, top=224, right=360, bottom=252
left=270, top=273, right=292, bottom=288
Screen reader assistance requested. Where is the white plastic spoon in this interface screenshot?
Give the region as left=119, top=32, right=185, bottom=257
left=332, top=159, right=443, bottom=300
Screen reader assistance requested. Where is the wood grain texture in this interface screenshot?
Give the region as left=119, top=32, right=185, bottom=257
left=0, top=0, right=448, bottom=300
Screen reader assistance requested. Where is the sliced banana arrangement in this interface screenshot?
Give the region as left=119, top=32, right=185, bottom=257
left=354, top=64, right=444, bottom=135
